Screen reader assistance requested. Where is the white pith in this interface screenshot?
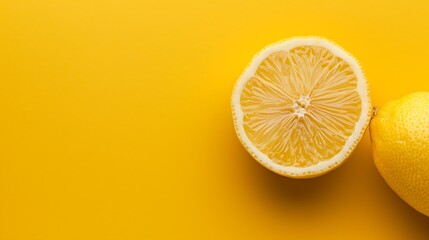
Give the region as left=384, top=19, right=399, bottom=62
left=232, top=37, right=371, bottom=177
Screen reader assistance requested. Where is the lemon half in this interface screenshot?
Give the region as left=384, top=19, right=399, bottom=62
left=232, top=37, right=372, bottom=178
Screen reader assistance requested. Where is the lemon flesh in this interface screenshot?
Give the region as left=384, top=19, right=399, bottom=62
left=370, top=92, right=429, bottom=217
left=232, top=37, right=372, bottom=178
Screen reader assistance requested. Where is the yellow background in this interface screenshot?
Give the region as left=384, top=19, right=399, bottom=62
left=1, top=0, right=429, bottom=239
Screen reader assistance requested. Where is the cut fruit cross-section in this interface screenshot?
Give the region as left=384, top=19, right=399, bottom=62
left=232, top=37, right=371, bottom=178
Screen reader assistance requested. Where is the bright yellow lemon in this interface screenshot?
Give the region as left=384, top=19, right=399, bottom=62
left=370, top=92, right=429, bottom=217
left=232, top=37, right=372, bottom=178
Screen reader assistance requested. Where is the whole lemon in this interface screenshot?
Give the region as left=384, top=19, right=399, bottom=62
left=370, top=92, right=429, bottom=217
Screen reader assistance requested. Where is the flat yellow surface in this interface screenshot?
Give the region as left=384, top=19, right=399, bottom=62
left=1, top=0, right=429, bottom=239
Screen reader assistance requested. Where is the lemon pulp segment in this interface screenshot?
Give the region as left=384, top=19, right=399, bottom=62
left=241, top=46, right=361, bottom=167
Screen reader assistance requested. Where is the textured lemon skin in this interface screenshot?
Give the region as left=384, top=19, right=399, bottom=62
left=370, top=92, right=429, bottom=217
